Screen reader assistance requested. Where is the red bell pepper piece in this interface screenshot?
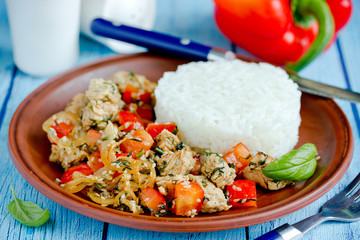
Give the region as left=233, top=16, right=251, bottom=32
left=139, top=187, right=167, bottom=215
left=214, top=0, right=344, bottom=71
left=51, top=122, right=74, bottom=139
left=87, top=150, right=104, bottom=172
left=120, top=129, right=154, bottom=157
left=122, top=84, right=139, bottom=105
left=145, top=122, right=177, bottom=139
left=223, top=142, right=253, bottom=174
left=61, top=163, right=93, bottom=184
left=226, top=180, right=257, bottom=207
left=86, top=129, right=102, bottom=145
left=118, top=110, right=144, bottom=132
left=171, top=181, right=204, bottom=216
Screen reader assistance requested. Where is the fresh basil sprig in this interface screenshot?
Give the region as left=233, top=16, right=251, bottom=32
left=262, top=143, right=317, bottom=181
left=7, top=185, right=50, bottom=227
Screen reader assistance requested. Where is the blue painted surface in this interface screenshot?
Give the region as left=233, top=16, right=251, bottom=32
left=0, top=0, right=359, bottom=239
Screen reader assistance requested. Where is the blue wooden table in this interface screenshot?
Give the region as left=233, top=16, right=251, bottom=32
left=1, top=0, right=359, bottom=239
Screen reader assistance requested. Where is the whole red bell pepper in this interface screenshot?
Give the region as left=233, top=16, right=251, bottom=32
left=214, top=0, right=352, bottom=72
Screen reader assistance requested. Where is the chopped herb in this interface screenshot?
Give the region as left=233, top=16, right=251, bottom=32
left=129, top=138, right=142, bottom=142
left=203, top=150, right=222, bottom=158
left=73, top=162, right=80, bottom=166
left=89, top=105, right=94, bottom=112
left=136, top=149, right=145, bottom=159
left=224, top=191, right=232, bottom=205
left=129, top=71, right=135, bottom=77
left=176, top=141, right=184, bottom=150
left=101, top=136, right=109, bottom=141
left=94, top=183, right=103, bottom=191
left=172, top=126, right=178, bottom=135
left=114, top=159, right=132, bottom=170
left=127, top=150, right=132, bottom=157
left=155, top=147, right=165, bottom=156
left=159, top=161, right=168, bottom=173
left=209, top=167, right=225, bottom=180
left=228, top=163, right=235, bottom=169
left=201, top=180, right=208, bottom=187
left=101, top=116, right=112, bottom=123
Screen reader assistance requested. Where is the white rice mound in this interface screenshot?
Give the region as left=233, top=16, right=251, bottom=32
left=154, top=60, right=301, bottom=158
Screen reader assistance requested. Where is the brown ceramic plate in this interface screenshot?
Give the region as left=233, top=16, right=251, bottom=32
left=8, top=53, right=353, bottom=232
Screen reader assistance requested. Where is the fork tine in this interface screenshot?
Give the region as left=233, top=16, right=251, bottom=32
left=354, top=188, right=360, bottom=201
left=342, top=173, right=360, bottom=197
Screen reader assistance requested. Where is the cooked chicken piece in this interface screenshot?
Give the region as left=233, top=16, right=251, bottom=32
left=154, top=129, right=182, bottom=153
left=157, top=149, right=196, bottom=176
left=156, top=175, right=190, bottom=197
left=154, top=129, right=191, bottom=154
left=110, top=71, right=157, bottom=93
left=65, top=93, right=89, bottom=117
left=201, top=153, right=236, bottom=189
left=86, top=78, right=122, bottom=104
left=81, top=78, right=124, bottom=130
left=243, top=152, right=294, bottom=190
left=190, top=175, right=231, bottom=213
left=49, top=139, right=88, bottom=170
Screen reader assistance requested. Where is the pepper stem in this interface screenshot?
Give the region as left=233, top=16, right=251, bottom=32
left=286, top=0, right=335, bottom=72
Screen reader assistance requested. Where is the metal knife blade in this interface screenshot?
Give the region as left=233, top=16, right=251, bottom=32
left=289, top=74, right=360, bottom=103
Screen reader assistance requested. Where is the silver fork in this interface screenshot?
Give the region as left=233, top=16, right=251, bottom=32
left=256, top=173, right=360, bottom=240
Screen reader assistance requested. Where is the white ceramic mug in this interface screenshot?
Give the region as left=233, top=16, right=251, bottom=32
left=6, top=0, right=81, bottom=76
left=80, top=0, right=156, bottom=53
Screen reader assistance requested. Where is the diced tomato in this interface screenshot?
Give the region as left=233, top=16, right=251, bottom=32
left=87, top=150, right=104, bottom=172
left=118, top=110, right=144, bottom=132
left=190, top=154, right=201, bottom=175
left=122, top=84, right=139, bottom=104
left=60, top=163, right=93, bottom=184
left=139, top=187, right=166, bottom=214
left=113, top=171, right=123, bottom=178
left=223, top=142, right=253, bottom=174
left=136, top=104, right=154, bottom=121
left=139, top=92, right=152, bottom=104
left=115, top=152, right=129, bottom=158
left=226, top=180, right=257, bottom=208
left=171, top=181, right=204, bottom=216
left=120, top=129, right=154, bottom=158
left=145, top=122, right=177, bottom=139
left=86, top=129, right=102, bottom=145
left=51, top=122, right=74, bottom=138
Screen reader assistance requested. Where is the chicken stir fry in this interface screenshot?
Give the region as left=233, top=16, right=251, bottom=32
left=43, top=70, right=313, bottom=218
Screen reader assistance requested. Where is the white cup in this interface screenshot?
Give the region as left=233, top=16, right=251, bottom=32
left=80, top=0, right=156, bottom=53
left=6, top=0, right=81, bottom=76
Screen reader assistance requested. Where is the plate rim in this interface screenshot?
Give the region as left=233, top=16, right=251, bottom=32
left=8, top=53, right=354, bottom=232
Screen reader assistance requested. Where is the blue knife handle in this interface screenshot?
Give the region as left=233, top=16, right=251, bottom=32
left=91, top=18, right=212, bottom=61
left=255, top=224, right=304, bottom=240
left=255, top=230, right=284, bottom=240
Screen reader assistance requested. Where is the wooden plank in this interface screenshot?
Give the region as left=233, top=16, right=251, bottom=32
left=0, top=36, right=117, bottom=239
left=154, top=0, right=231, bottom=51
left=0, top=71, right=105, bottom=240
left=0, top=0, right=14, bottom=126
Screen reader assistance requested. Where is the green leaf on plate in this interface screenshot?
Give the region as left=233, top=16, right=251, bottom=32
left=262, top=143, right=317, bottom=181
left=7, top=185, right=50, bottom=227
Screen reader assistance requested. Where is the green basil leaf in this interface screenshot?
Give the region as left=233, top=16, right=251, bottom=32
left=7, top=186, right=50, bottom=227
left=262, top=143, right=317, bottom=181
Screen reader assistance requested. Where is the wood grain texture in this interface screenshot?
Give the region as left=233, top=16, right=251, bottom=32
left=0, top=0, right=359, bottom=239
